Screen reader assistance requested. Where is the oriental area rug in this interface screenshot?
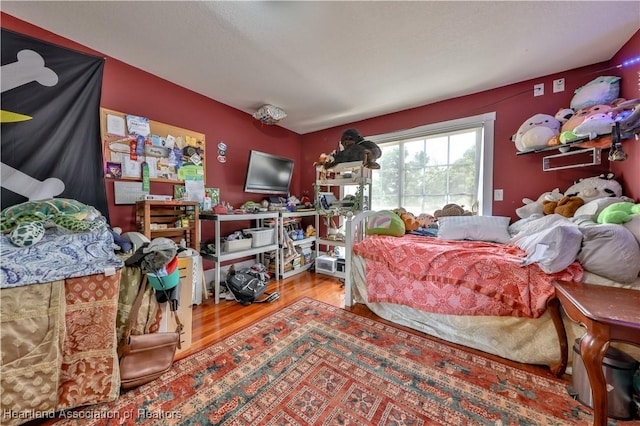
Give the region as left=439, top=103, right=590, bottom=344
left=49, top=298, right=630, bottom=425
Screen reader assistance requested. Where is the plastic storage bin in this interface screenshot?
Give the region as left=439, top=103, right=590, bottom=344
left=315, top=255, right=337, bottom=274
left=243, top=227, right=275, bottom=247
left=222, top=238, right=252, bottom=252
left=571, top=338, right=639, bottom=420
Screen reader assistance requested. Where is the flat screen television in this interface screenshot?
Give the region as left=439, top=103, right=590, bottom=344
left=244, top=150, right=294, bottom=195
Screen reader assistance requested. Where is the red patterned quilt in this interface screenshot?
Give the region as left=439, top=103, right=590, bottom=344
left=353, top=235, right=583, bottom=318
left=0, top=272, right=121, bottom=425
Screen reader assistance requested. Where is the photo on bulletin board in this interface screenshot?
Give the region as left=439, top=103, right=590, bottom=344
left=105, top=162, right=122, bottom=179
left=174, top=185, right=220, bottom=205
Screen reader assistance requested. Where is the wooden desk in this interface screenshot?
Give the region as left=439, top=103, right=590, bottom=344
left=553, top=280, right=640, bottom=426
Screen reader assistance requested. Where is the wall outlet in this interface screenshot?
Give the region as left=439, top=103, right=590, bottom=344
left=534, top=83, right=544, bottom=97
left=494, top=189, right=504, bottom=201
left=553, top=78, right=565, bottom=93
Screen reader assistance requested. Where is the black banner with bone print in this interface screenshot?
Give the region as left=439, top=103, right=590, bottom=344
left=1, top=29, right=108, bottom=219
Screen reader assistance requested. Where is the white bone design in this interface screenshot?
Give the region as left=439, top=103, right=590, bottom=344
left=1, top=50, right=58, bottom=93
left=1, top=49, right=64, bottom=200
left=1, top=163, right=65, bottom=201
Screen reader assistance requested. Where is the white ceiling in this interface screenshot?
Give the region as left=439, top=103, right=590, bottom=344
left=3, top=1, right=639, bottom=135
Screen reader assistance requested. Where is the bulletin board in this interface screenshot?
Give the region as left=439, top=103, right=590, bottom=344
left=100, top=108, right=206, bottom=183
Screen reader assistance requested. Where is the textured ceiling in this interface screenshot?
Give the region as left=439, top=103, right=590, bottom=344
left=3, top=1, right=639, bottom=134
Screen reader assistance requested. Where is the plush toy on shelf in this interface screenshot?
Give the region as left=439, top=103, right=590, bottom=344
left=571, top=112, right=616, bottom=140
left=557, top=103, right=617, bottom=145
left=316, top=128, right=382, bottom=171
left=545, top=76, right=630, bottom=150
left=304, top=224, right=316, bottom=238
left=570, top=76, right=621, bottom=111
left=511, top=113, right=561, bottom=152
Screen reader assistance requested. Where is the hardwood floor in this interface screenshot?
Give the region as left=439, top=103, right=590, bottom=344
left=181, top=271, right=564, bottom=380
left=183, top=271, right=353, bottom=358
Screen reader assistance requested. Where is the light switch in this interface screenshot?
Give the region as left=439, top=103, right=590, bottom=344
left=494, top=189, right=504, bottom=201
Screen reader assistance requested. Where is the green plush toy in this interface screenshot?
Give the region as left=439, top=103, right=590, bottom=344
left=366, top=210, right=406, bottom=237
left=1, top=198, right=105, bottom=247
left=597, top=202, right=640, bottom=224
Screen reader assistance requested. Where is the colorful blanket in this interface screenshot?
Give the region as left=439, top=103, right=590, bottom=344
left=0, top=267, right=161, bottom=426
left=353, top=235, right=583, bottom=318
left=1, top=227, right=123, bottom=288
left=0, top=272, right=121, bottom=425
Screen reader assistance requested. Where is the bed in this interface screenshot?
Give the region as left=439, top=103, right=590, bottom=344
left=343, top=210, right=640, bottom=375
left=0, top=224, right=128, bottom=425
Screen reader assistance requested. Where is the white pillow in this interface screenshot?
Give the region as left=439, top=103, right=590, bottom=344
left=511, top=225, right=583, bottom=274
left=509, top=214, right=543, bottom=236
left=578, top=224, right=640, bottom=283
left=509, top=214, right=572, bottom=239
left=437, top=216, right=511, bottom=243
left=623, top=215, right=640, bottom=246
left=573, top=197, right=630, bottom=221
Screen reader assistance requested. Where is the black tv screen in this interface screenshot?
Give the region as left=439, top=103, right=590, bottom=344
left=244, top=150, right=294, bottom=195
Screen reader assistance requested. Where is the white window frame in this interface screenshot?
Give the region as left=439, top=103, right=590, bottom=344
left=366, top=112, right=496, bottom=216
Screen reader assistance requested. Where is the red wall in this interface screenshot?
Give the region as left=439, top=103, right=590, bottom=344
left=2, top=14, right=638, bottom=228
left=610, top=30, right=640, bottom=200
left=301, top=31, right=640, bottom=218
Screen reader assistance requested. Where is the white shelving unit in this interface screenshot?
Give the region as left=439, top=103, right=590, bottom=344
left=315, top=161, right=371, bottom=279
left=278, top=210, right=319, bottom=279
left=200, top=211, right=279, bottom=304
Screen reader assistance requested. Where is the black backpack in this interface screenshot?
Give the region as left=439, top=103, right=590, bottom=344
left=225, top=272, right=279, bottom=306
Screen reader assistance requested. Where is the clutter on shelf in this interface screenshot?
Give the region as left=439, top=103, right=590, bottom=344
left=511, top=75, right=640, bottom=157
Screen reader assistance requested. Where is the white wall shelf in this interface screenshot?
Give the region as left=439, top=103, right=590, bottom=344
left=278, top=210, right=318, bottom=279
left=315, top=162, right=371, bottom=280
left=200, top=211, right=279, bottom=303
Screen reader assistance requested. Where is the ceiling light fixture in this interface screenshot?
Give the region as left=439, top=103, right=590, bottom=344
left=253, top=104, right=287, bottom=125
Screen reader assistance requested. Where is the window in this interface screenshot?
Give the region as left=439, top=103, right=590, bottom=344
left=365, top=112, right=495, bottom=216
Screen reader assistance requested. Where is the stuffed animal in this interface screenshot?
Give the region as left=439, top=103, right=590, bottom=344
left=563, top=173, right=622, bottom=203
left=570, top=76, right=621, bottom=111
left=512, top=113, right=561, bottom=152
left=433, top=203, right=473, bottom=219
left=1, top=198, right=106, bottom=247
left=543, top=196, right=585, bottom=218
left=542, top=173, right=623, bottom=218
left=597, top=202, right=640, bottom=224
left=558, top=104, right=616, bottom=145
left=299, top=192, right=313, bottom=208
left=417, top=213, right=435, bottom=228
left=555, top=108, right=575, bottom=124
left=304, top=224, right=316, bottom=238
left=314, top=153, right=333, bottom=181
left=515, top=188, right=562, bottom=219
left=618, top=98, right=640, bottom=133
left=323, top=128, right=382, bottom=169
left=400, top=211, right=420, bottom=232
left=548, top=109, right=577, bottom=148
left=572, top=112, right=615, bottom=140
